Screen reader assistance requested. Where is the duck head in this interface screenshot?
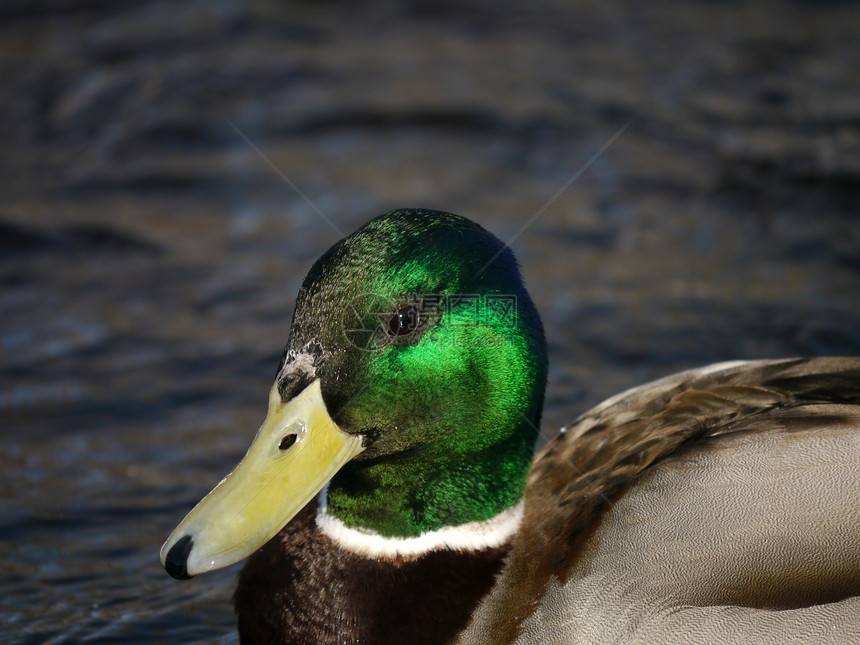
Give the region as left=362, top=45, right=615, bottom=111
left=160, top=209, right=547, bottom=578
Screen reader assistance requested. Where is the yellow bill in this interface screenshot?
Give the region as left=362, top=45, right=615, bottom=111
left=159, top=378, right=363, bottom=579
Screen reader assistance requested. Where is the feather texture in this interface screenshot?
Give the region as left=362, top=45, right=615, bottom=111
left=460, top=358, right=860, bottom=644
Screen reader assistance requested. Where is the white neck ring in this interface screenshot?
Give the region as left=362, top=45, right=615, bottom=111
left=315, top=487, right=524, bottom=559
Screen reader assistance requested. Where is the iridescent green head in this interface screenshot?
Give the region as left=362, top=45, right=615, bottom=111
left=161, top=209, right=547, bottom=578
left=282, top=209, right=547, bottom=536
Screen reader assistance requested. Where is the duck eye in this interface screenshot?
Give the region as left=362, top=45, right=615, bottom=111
left=279, top=434, right=298, bottom=450
left=386, top=305, right=420, bottom=337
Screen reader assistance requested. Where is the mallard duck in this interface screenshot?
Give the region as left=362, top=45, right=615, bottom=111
left=160, top=209, right=860, bottom=644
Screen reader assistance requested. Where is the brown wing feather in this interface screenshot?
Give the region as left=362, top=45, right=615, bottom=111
left=459, top=357, right=860, bottom=643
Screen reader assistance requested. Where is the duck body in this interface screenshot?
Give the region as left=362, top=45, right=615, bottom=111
left=464, top=357, right=860, bottom=644
left=160, top=210, right=860, bottom=644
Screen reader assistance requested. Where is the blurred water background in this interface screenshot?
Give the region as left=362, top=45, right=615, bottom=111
left=2, top=0, right=859, bottom=642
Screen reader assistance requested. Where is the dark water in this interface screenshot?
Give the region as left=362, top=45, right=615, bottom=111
left=2, top=0, right=860, bottom=642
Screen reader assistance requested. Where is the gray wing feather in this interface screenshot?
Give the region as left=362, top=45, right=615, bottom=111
left=459, top=358, right=860, bottom=645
